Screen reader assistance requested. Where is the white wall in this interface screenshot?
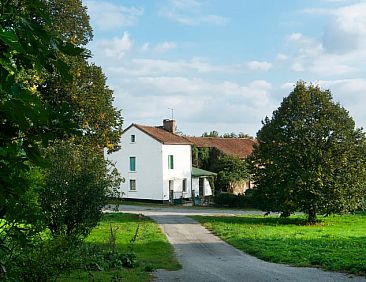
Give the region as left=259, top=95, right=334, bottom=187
left=162, top=144, right=192, bottom=199
left=109, top=126, right=164, bottom=200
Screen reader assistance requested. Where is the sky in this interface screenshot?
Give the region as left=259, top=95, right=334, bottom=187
left=83, top=0, right=366, bottom=137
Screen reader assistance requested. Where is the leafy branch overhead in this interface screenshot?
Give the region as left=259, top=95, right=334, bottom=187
left=0, top=0, right=124, bottom=279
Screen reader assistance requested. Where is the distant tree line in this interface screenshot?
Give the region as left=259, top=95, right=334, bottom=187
left=201, top=131, right=254, bottom=139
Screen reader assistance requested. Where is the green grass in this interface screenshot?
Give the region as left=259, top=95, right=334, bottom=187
left=59, top=213, right=180, bottom=281
left=192, top=214, right=366, bottom=276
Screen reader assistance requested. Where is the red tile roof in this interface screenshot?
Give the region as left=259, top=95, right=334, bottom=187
left=187, top=137, right=255, bottom=159
left=132, top=124, right=192, bottom=145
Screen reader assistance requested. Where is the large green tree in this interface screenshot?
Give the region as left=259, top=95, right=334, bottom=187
left=249, top=82, right=366, bottom=223
left=0, top=0, right=85, bottom=268
left=39, top=0, right=123, bottom=152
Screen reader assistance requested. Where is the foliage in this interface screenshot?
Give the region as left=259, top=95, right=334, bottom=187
left=0, top=0, right=85, bottom=271
left=201, top=131, right=254, bottom=139
left=39, top=0, right=123, bottom=152
left=214, top=192, right=245, bottom=207
left=202, top=130, right=219, bottom=137
left=46, top=0, right=93, bottom=46
left=249, top=82, right=366, bottom=223
left=192, top=148, right=250, bottom=193
left=39, top=140, right=121, bottom=239
left=40, top=57, right=123, bottom=152
left=194, top=214, right=366, bottom=275
left=214, top=190, right=255, bottom=208
left=0, top=0, right=123, bottom=277
left=59, top=213, right=181, bottom=281
left=192, top=145, right=211, bottom=168
left=6, top=237, right=80, bottom=282
left=213, top=155, right=250, bottom=192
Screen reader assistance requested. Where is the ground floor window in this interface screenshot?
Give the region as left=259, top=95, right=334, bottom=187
left=130, top=179, right=136, bottom=191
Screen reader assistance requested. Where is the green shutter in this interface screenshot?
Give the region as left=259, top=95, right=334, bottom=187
left=168, top=155, right=174, bottom=169
left=130, top=157, right=136, bottom=171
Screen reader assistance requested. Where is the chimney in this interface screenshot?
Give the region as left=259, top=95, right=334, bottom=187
left=163, top=119, right=176, bottom=134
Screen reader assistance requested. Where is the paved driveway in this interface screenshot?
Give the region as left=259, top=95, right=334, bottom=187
left=110, top=205, right=365, bottom=282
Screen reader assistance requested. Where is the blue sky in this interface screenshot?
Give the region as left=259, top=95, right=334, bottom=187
left=83, top=0, right=366, bottom=136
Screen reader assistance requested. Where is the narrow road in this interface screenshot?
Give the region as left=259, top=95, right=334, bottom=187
left=111, top=205, right=366, bottom=282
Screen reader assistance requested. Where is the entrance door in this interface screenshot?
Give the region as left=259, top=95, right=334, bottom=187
left=169, top=180, right=174, bottom=203
left=199, top=178, right=204, bottom=196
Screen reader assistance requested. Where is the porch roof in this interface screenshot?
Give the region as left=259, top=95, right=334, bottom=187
left=192, top=167, right=217, bottom=177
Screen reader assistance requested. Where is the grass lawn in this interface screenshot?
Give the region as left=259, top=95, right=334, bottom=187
left=192, top=213, right=366, bottom=276
left=59, top=213, right=180, bottom=281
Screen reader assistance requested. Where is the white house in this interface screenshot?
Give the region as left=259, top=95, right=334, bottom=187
left=111, top=119, right=214, bottom=202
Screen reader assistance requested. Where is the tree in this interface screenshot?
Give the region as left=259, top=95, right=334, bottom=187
left=0, top=0, right=85, bottom=272
left=249, top=82, right=366, bottom=223
left=39, top=0, right=123, bottom=152
left=40, top=58, right=123, bottom=152
left=202, top=130, right=219, bottom=137
left=46, top=0, right=93, bottom=46
left=40, top=141, right=121, bottom=239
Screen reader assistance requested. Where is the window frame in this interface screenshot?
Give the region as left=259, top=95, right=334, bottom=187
left=168, top=155, right=174, bottom=169
left=131, top=134, right=135, bottom=143
left=129, top=156, right=136, bottom=172
left=129, top=179, right=136, bottom=191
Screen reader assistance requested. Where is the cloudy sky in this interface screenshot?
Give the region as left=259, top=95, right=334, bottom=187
left=83, top=0, right=366, bottom=137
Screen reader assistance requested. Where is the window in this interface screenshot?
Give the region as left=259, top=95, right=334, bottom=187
left=130, top=179, right=136, bottom=191
left=129, top=157, right=136, bottom=171
left=182, top=178, right=187, bottom=192
left=168, top=155, right=174, bottom=169
left=131, top=134, right=135, bottom=143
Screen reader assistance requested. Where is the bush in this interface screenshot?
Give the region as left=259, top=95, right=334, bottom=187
left=39, top=141, right=121, bottom=239
left=214, top=191, right=254, bottom=208
left=6, top=237, right=79, bottom=282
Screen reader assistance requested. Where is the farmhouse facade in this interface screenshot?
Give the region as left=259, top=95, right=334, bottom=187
left=111, top=120, right=214, bottom=202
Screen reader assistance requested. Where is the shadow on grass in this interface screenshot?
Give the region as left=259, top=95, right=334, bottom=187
left=227, top=236, right=366, bottom=275
left=193, top=215, right=310, bottom=226
left=192, top=215, right=366, bottom=275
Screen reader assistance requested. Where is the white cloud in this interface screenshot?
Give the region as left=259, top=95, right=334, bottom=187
left=164, top=12, right=228, bottom=26
left=161, top=0, right=227, bottom=26
left=246, top=60, right=273, bottom=71
left=170, top=0, right=201, bottom=9
left=96, top=32, right=133, bottom=59
left=154, top=41, right=177, bottom=53
left=112, top=77, right=275, bottom=136
left=291, top=62, right=305, bottom=72
left=309, top=58, right=354, bottom=76
left=276, top=54, right=288, bottom=61
left=86, top=1, right=143, bottom=30
left=107, top=57, right=235, bottom=76
left=141, top=42, right=150, bottom=51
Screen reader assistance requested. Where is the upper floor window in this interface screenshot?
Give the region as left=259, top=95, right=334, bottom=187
left=168, top=155, right=174, bottom=169
left=130, top=156, right=136, bottom=171
left=131, top=134, right=135, bottom=143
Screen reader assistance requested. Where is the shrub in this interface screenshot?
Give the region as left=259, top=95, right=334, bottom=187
left=214, top=192, right=254, bottom=208
left=39, top=141, right=121, bottom=239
